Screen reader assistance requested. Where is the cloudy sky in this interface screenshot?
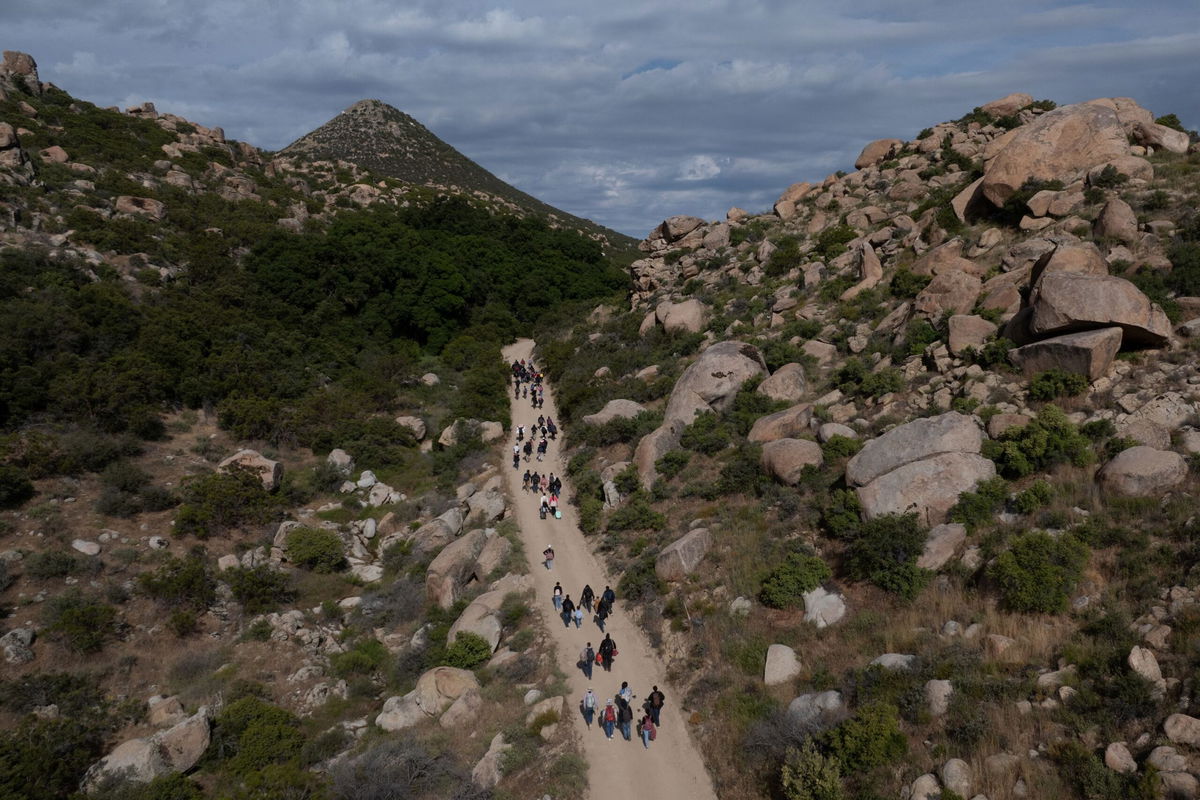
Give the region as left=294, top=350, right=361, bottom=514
left=7, top=1, right=1199, bottom=236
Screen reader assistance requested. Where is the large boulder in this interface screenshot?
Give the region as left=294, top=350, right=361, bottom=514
left=913, top=270, right=982, bottom=318
left=764, top=644, right=802, bottom=686
left=583, top=399, right=647, bottom=427
left=917, top=523, right=967, bottom=571
left=1008, top=327, right=1122, bottom=381
left=756, top=363, right=808, bottom=403
left=980, top=102, right=1132, bottom=207
left=376, top=667, right=480, bottom=731
left=217, top=449, right=282, bottom=491
left=855, top=138, right=903, bottom=169
left=761, top=439, right=824, bottom=485
left=657, top=215, right=705, bottom=242
left=1093, top=198, right=1139, bottom=244
left=466, top=488, right=506, bottom=524
left=83, top=710, right=210, bottom=790
left=839, top=242, right=884, bottom=301
left=655, top=528, right=712, bottom=582
left=1, top=628, right=34, bottom=664
left=426, top=529, right=487, bottom=609
left=980, top=92, right=1034, bottom=117
left=472, top=733, right=511, bottom=789
left=748, top=403, right=813, bottom=443
left=1098, top=446, right=1187, bottom=497
left=857, top=452, right=997, bottom=525
left=846, top=412, right=982, bottom=487
left=656, top=299, right=707, bottom=334
left=1029, top=242, right=1109, bottom=286
left=394, top=415, right=427, bottom=441
left=1135, top=121, right=1191, bottom=154
left=947, top=315, right=998, bottom=356
left=1165, top=714, right=1200, bottom=748
left=448, top=601, right=502, bottom=652
left=787, top=690, right=845, bottom=727
left=803, top=587, right=847, bottom=628
left=1030, top=271, right=1171, bottom=346
left=115, top=195, right=167, bottom=221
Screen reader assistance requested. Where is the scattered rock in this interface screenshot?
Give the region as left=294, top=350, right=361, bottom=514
left=1164, top=713, right=1200, bottom=747
left=326, top=449, right=354, bottom=474
left=846, top=411, right=982, bottom=487
left=71, top=539, right=101, bottom=556
left=947, top=315, right=998, bottom=356
left=940, top=758, right=973, bottom=797
left=925, top=679, right=953, bottom=716
left=656, top=298, right=707, bottom=334
left=1093, top=197, right=1139, bottom=244
left=1009, top=326, right=1122, bottom=381
left=83, top=709, right=210, bottom=790
left=870, top=653, right=916, bottom=671
left=764, top=644, right=802, bottom=686
left=787, top=690, right=845, bottom=727
left=1, top=628, right=34, bottom=664
left=747, top=403, right=814, bottom=443
left=909, top=773, right=941, bottom=800
left=917, top=523, right=967, bottom=570
left=472, top=732, right=511, bottom=789
left=582, top=399, right=648, bottom=427
left=761, top=438, right=824, bottom=485
left=855, top=138, right=903, bottom=169
left=375, top=667, right=480, bottom=731
left=757, top=363, right=808, bottom=403
left=115, top=195, right=167, bottom=221
left=803, top=587, right=846, bottom=628
left=394, top=416, right=427, bottom=441
left=1098, top=446, right=1187, bottom=497
left=1104, top=742, right=1136, bottom=774
left=655, top=528, right=712, bottom=582
left=1030, top=271, right=1171, bottom=347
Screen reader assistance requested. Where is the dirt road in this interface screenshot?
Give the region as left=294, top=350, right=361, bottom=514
left=502, top=339, right=718, bottom=800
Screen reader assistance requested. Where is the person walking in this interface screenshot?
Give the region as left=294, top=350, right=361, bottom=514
left=598, top=633, right=615, bottom=672
left=523, top=439, right=533, bottom=461
left=595, top=597, right=610, bottom=633
left=601, top=700, right=617, bottom=739
left=580, top=584, right=595, bottom=613
left=617, top=681, right=633, bottom=705
left=580, top=642, right=595, bottom=680
left=561, top=595, right=575, bottom=628
left=543, top=545, right=555, bottom=570
left=616, top=696, right=634, bottom=741
left=638, top=710, right=656, bottom=748
left=512, top=444, right=520, bottom=469
left=572, top=605, right=583, bottom=628
left=601, top=585, right=616, bottom=611
left=552, top=581, right=563, bottom=612
left=580, top=689, right=597, bottom=728
left=647, top=685, right=665, bottom=727
left=522, top=470, right=531, bottom=491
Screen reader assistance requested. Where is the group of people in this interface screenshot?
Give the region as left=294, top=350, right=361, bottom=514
left=579, top=682, right=667, bottom=748
left=553, top=582, right=617, bottom=634
left=511, top=358, right=545, bottom=408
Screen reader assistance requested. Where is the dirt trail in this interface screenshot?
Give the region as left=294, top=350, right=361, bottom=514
left=502, top=339, right=718, bottom=800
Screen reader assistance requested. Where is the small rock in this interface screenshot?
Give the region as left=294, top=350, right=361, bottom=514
left=1104, top=742, right=1136, bottom=774
left=71, top=539, right=101, bottom=556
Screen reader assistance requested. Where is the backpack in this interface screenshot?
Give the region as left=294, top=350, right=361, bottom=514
left=604, top=706, right=616, bottom=723
left=584, top=693, right=596, bottom=710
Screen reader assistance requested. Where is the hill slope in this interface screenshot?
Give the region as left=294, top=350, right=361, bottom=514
left=281, top=99, right=637, bottom=253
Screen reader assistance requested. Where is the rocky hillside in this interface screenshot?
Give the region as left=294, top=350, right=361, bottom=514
left=280, top=98, right=637, bottom=254
left=534, top=92, right=1200, bottom=800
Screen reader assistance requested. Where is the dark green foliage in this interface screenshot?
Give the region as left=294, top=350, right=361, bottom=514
left=1052, top=740, right=1158, bottom=800
left=712, top=441, right=770, bottom=498
left=578, top=495, right=603, bottom=534
left=1166, top=241, right=1200, bottom=297
left=949, top=476, right=1009, bottom=530
left=833, top=359, right=903, bottom=399
left=618, top=553, right=664, bottom=600
left=820, top=489, right=863, bottom=539
left=766, top=236, right=805, bottom=276
left=174, top=467, right=281, bottom=538
left=42, top=590, right=118, bottom=653
left=578, top=410, right=661, bottom=447
left=822, top=702, right=906, bottom=772
left=1091, top=165, right=1128, bottom=189
left=1029, top=368, right=1088, bottom=401
left=982, top=405, right=1094, bottom=478
left=1014, top=479, right=1053, bottom=513
left=285, top=527, right=347, bottom=573
left=813, top=225, right=857, bottom=261
left=1156, top=113, right=1191, bottom=133
left=760, top=552, right=831, bottom=609
left=138, top=552, right=216, bottom=610
left=1080, top=419, right=1117, bottom=441
left=902, top=318, right=941, bottom=356
left=224, top=564, right=296, bottom=613
left=442, top=631, right=493, bottom=670
left=780, top=742, right=845, bottom=800
left=330, top=638, right=389, bottom=677
left=606, top=492, right=666, bottom=532
left=613, top=463, right=642, bottom=496
left=88, top=773, right=206, bottom=800
left=680, top=411, right=731, bottom=454
left=0, top=716, right=109, bottom=800
left=0, top=465, right=34, bottom=508
left=888, top=269, right=931, bottom=299
left=24, top=549, right=79, bottom=579
left=210, top=696, right=304, bottom=776
left=989, top=530, right=1088, bottom=613
left=655, top=450, right=691, bottom=481
left=727, top=380, right=788, bottom=436
left=0, top=671, right=103, bottom=716
left=821, top=435, right=862, bottom=460
left=758, top=339, right=810, bottom=373
left=843, top=514, right=930, bottom=599
left=329, top=738, right=476, bottom=800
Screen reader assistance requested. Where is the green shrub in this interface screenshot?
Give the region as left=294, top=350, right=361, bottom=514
left=138, top=553, right=216, bottom=610
left=43, top=590, right=117, bottom=653
left=167, top=609, right=199, bottom=637
left=285, top=527, right=347, bottom=573
left=100, top=460, right=150, bottom=493
left=656, top=450, right=691, bottom=480
left=983, top=405, right=1094, bottom=478
left=821, top=435, right=862, bottom=460
left=578, top=495, right=603, bottom=534
left=822, top=702, right=906, bottom=772
left=607, top=493, right=666, bottom=532
left=844, top=514, right=930, bottom=599
left=617, top=553, right=664, bottom=600
left=1091, top=165, right=1128, bottom=189
left=1029, top=368, right=1088, bottom=401
left=1014, top=479, right=1053, bottom=513
left=613, top=463, right=642, bottom=496
left=174, top=467, right=280, bottom=538
left=211, top=696, right=304, bottom=775
left=25, top=549, right=79, bottom=579
left=578, top=410, right=661, bottom=447
left=680, top=412, right=731, bottom=454
left=1052, top=740, right=1157, bottom=800
left=781, top=742, right=845, bottom=800
left=949, top=476, right=1009, bottom=530
left=330, top=638, right=389, bottom=677
left=889, top=269, right=931, bottom=299
left=820, top=489, right=863, bottom=539
left=989, top=530, right=1088, bottom=613
left=834, top=358, right=903, bottom=399
left=1080, top=419, right=1117, bottom=441
left=442, top=631, right=493, bottom=670
left=0, top=716, right=110, bottom=800
left=0, top=465, right=35, bottom=508
left=814, top=225, right=857, bottom=260
left=964, top=337, right=1016, bottom=370
left=760, top=552, right=831, bottom=609
left=766, top=236, right=805, bottom=276
left=225, top=565, right=295, bottom=613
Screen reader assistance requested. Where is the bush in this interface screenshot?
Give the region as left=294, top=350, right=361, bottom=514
left=1014, top=479, right=1053, bottom=513
left=821, top=435, right=862, bottom=460
left=210, top=696, right=304, bottom=776
left=606, top=493, right=666, bottom=532
left=656, top=450, right=691, bottom=481
left=822, top=702, right=906, bottom=772
left=989, top=530, right=1088, bottom=613
left=285, top=527, right=347, bottom=573
left=43, top=590, right=117, bottom=653
left=965, top=337, right=1016, bottom=370
left=100, top=460, right=149, bottom=493
left=330, top=638, right=389, bottom=677
left=820, top=489, right=862, bottom=539
left=613, top=463, right=642, bottom=496
left=167, top=610, right=199, bottom=637
left=1091, top=165, right=1128, bottom=189
left=766, top=236, right=805, bottom=276
left=25, top=549, right=79, bottom=579
left=814, top=225, right=857, bottom=260
left=889, top=269, right=931, bottom=299
left=833, top=359, right=903, bottom=400
left=618, top=553, right=664, bottom=601
left=1052, top=740, right=1157, bottom=800
left=225, top=565, right=295, bottom=613
left=843, top=514, right=930, bottom=599
left=329, top=739, right=471, bottom=800
left=174, top=467, right=280, bottom=538
left=983, top=405, right=1094, bottom=478
left=0, top=716, right=110, bottom=800
left=0, top=465, right=35, bottom=508
left=442, top=631, right=493, bottom=670
left=680, top=412, right=731, bottom=455
left=760, top=552, right=831, bottom=609
left=781, top=742, right=845, bottom=800
left=138, top=553, right=216, bottom=610
left=1029, top=368, right=1088, bottom=401
left=578, top=495, right=603, bottom=534
left=948, top=476, right=1009, bottom=530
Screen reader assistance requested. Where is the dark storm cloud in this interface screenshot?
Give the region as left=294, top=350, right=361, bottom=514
left=5, top=1, right=1199, bottom=235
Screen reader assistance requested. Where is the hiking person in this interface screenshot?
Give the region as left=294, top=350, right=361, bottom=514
left=638, top=710, right=656, bottom=748
left=539, top=493, right=549, bottom=519
left=595, top=597, right=610, bottom=633
left=618, top=681, right=633, bottom=704
left=522, top=470, right=531, bottom=491
left=580, top=689, right=597, bottom=728
left=536, top=438, right=547, bottom=461
left=530, top=471, right=540, bottom=492
left=572, top=605, right=584, bottom=628
left=647, top=686, right=665, bottom=726
left=540, top=474, right=549, bottom=493
left=552, top=581, right=563, bottom=612
left=537, top=415, right=545, bottom=429
left=616, top=696, right=634, bottom=741
left=601, top=700, right=617, bottom=739
left=517, top=425, right=524, bottom=441
left=598, top=634, right=615, bottom=672
left=601, top=585, right=616, bottom=612
left=580, top=643, right=595, bottom=680
left=543, top=545, right=554, bottom=570
left=548, top=419, right=557, bottom=439
left=561, top=595, right=575, bottom=628
left=523, top=439, right=533, bottom=461
left=512, top=445, right=520, bottom=469
left=548, top=493, right=559, bottom=517
left=580, top=584, right=595, bottom=612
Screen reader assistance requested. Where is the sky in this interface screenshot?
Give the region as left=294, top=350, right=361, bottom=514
left=6, top=1, right=1200, bottom=237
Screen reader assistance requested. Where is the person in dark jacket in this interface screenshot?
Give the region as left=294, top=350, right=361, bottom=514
left=616, top=696, right=634, bottom=741
left=601, top=585, right=616, bottom=611
left=647, top=685, right=665, bottom=726
left=560, top=595, right=575, bottom=628
left=595, top=597, right=610, bottom=633
left=597, top=633, right=615, bottom=672
left=580, top=584, right=595, bottom=613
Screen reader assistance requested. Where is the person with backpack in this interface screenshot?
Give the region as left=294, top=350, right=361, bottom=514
left=523, top=439, right=533, bottom=461
left=638, top=710, right=657, bottom=748
left=616, top=696, right=634, bottom=741
left=580, top=689, right=597, bottom=728
left=522, top=470, right=531, bottom=492
left=549, top=493, right=559, bottom=518
left=560, top=595, right=575, bottom=628
left=647, top=686, right=665, bottom=726
left=595, top=597, right=610, bottom=633
left=580, top=584, right=595, bottom=613
left=552, top=581, right=563, bottom=612
left=580, top=643, right=595, bottom=680
left=598, top=633, right=615, bottom=672
left=512, top=444, right=520, bottom=469
left=601, top=700, right=617, bottom=739
left=601, top=585, right=616, bottom=611
left=543, top=546, right=554, bottom=570
left=536, top=438, right=547, bottom=461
